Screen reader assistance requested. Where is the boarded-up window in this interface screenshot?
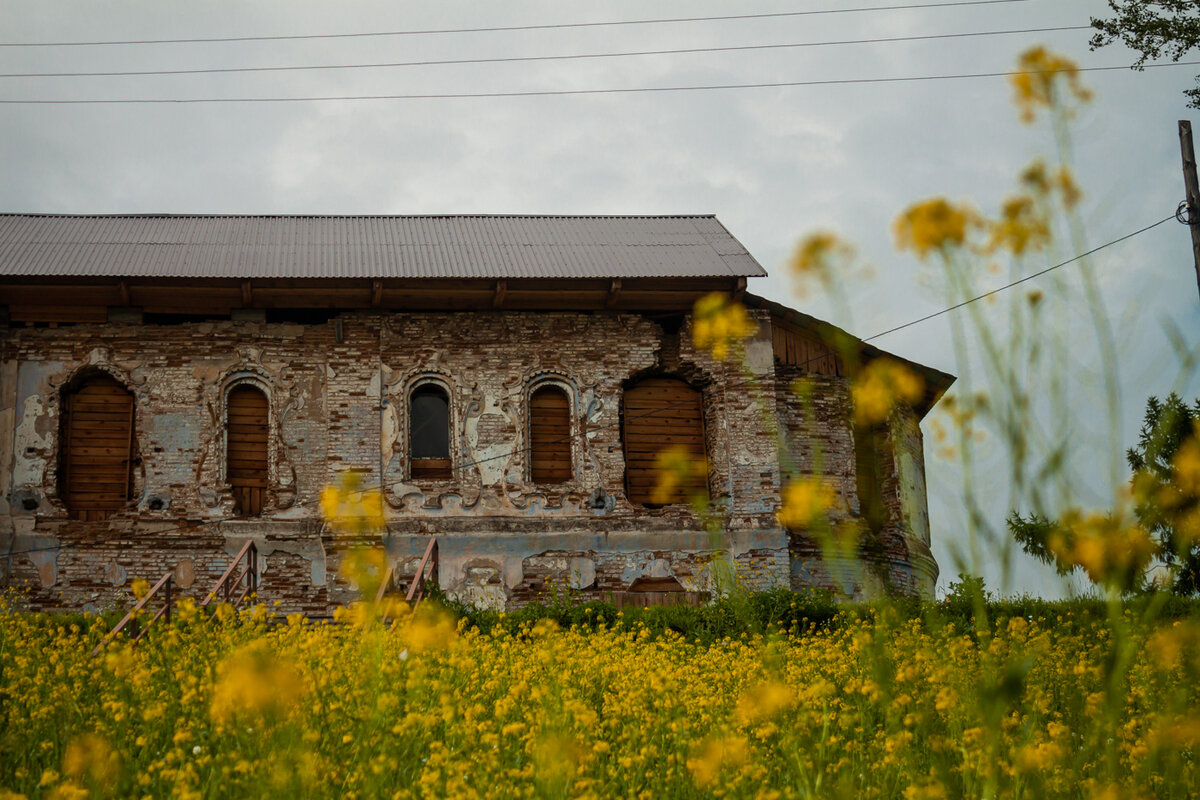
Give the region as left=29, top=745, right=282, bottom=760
left=530, top=385, right=572, bottom=483
left=623, top=377, right=707, bottom=506
left=411, top=385, right=451, bottom=480
left=60, top=374, right=134, bottom=521
left=227, top=385, right=269, bottom=516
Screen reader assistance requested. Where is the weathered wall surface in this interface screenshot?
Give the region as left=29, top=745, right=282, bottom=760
left=1, top=308, right=935, bottom=613
left=774, top=370, right=937, bottom=599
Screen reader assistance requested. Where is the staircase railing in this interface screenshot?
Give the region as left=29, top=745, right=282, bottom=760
left=376, top=537, right=439, bottom=609
left=406, top=537, right=439, bottom=606
left=202, top=540, right=259, bottom=615
left=91, top=571, right=173, bottom=656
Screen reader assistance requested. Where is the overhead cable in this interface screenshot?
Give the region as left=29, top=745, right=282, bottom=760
left=1, top=60, right=1194, bottom=104
left=0, top=26, right=1089, bottom=80
left=0, top=0, right=1034, bottom=48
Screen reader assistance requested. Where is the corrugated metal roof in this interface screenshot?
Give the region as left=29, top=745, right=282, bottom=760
left=0, top=214, right=767, bottom=279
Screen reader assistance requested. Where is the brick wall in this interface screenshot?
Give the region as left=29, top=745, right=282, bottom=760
left=1, top=307, right=936, bottom=613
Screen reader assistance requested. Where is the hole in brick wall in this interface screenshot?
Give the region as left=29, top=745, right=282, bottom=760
left=21, top=498, right=39, bottom=511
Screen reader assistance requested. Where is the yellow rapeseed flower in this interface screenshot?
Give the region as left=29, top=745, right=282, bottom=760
left=651, top=445, right=708, bottom=506
left=1010, top=46, right=1093, bottom=123
left=686, top=736, right=748, bottom=787
left=209, top=641, right=306, bottom=725
left=987, top=195, right=1050, bottom=256
left=893, top=198, right=979, bottom=260
left=777, top=479, right=836, bottom=529
left=788, top=232, right=856, bottom=296
left=851, top=358, right=925, bottom=426
left=63, top=734, right=119, bottom=788
left=1049, top=511, right=1158, bottom=591
left=691, top=292, right=757, bottom=362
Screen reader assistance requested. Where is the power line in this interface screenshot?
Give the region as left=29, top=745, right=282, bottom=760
left=860, top=214, right=1176, bottom=343
left=2, top=211, right=1176, bottom=562
left=0, top=26, right=1088, bottom=80
left=2, top=60, right=1194, bottom=104
left=0, top=0, right=1034, bottom=48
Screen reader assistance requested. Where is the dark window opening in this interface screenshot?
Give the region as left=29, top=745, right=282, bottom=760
left=530, top=385, right=572, bottom=483
left=411, top=384, right=451, bottom=480
left=622, top=376, right=707, bottom=506
left=60, top=373, right=135, bottom=521
left=227, top=385, right=269, bottom=516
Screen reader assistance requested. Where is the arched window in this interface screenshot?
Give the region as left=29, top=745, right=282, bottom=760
left=622, top=376, right=707, bottom=506
left=59, top=373, right=135, bottom=521
left=410, top=384, right=451, bottom=480
left=529, top=384, right=572, bottom=483
left=226, top=384, right=269, bottom=516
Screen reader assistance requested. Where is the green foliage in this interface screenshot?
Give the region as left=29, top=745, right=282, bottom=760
left=1007, top=394, right=1200, bottom=595
left=1006, top=512, right=1070, bottom=573
left=1127, top=393, right=1200, bottom=594
left=1090, top=0, right=1200, bottom=108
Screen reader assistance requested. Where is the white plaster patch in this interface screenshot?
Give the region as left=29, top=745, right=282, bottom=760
left=13, top=394, right=49, bottom=490
left=567, top=557, right=595, bottom=589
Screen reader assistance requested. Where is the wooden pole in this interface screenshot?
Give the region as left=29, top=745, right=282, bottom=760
left=1178, top=120, right=1200, bottom=302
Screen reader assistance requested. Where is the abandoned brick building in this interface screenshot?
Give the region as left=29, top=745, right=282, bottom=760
left=0, top=214, right=952, bottom=615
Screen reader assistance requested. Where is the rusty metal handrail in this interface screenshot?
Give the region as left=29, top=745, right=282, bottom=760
left=92, top=571, right=173, bottom=656
left=405, top=538, right=439, bottom=607
left=375, top=558, right=396, bottom=604
left=202, top=540, right=258, bottom=614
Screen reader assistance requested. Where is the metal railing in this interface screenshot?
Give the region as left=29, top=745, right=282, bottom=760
left=202, top=540, right=259, bottom=614
left=91, top=571, right=173, bottom=656
left=376, top=537, right=439, bottom=609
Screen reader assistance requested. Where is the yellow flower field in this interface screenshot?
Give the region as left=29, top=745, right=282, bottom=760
left=2, top=595, right=1198, bottom=800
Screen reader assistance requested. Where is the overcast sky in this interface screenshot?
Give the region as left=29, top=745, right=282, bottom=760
left=3, top=0, right=1199, bottom=598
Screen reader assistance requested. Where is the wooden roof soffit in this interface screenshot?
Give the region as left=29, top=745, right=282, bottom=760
left=492, top=280, right=507, bottom=308
left=605, top=279, right=622, bottom=309
left=241, top=280, right=253, bottom=306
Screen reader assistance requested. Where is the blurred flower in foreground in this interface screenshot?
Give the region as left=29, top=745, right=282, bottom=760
left=687, top=735, right=748, bottom=787
left=692, top=292, right=756, bottom=362
left=778, top=478, right=836, bottom=529
left=987, top=195, right=1050, bottom=256
left=320, top=472, right=386, bottom=535
left=1048, top=510, right=1158, bottom=592
left=652, top=444, right=709, bottom=506
left=129, top=578, right=149, bottom=601
left=893, top=198, right=979, bottom=260
left=852, top=359, right=925, bottom=426
left=789, top=231, right=857, bottom=297
left=210, top=641, right=306, bottom=725
left=1010, top=46, right=1093, bottom=124
left=63, top=733, right=119, bottom=789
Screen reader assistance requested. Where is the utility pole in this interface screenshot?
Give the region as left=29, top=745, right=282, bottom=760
left=1178, top=120, right=1200, bottom=302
